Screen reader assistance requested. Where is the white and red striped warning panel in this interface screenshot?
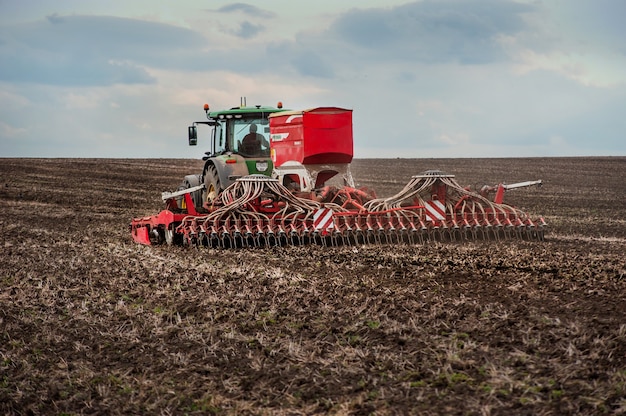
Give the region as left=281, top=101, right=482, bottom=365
left=425, top=200, right=446, bottom=222
left=313, top=208, right=335, bottom=232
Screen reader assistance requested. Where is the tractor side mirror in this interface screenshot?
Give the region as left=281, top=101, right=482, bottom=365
left=188, top=125, right=197, bottom=146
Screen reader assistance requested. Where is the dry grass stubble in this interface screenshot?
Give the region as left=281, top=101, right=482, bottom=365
left=1, top=157, right=625, bottom=415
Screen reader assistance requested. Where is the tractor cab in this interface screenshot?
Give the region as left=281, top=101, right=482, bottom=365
left=188, top=102, right=285, bottom=160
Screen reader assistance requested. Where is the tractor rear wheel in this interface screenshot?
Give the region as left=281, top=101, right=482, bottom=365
left=204, top=165, right=221, bottom=204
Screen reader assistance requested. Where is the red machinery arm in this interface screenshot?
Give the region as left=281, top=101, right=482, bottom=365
left=481, top=179, right=543, bottom=204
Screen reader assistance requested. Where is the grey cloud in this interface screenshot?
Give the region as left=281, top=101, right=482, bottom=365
left=265, top=40, right=335, bottom=79
left=216, top=3, right=276, bottom=19
left=231, top=21, right=265, bottom=39
left=0, top=15, right=207, bottom=86
left=328, top=0, right=534, bottom=64
left=261, top=0, right=536, bottom=78
left=213, top=3, right=273, bottom=39
left=46, top=13, right=65, bottom=24
left=290, top=51, right=334, bottom=78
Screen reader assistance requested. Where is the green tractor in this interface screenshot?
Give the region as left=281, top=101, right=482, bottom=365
left=180, top=100, right=287, bottom=210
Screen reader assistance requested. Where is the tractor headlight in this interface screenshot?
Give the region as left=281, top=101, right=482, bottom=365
left=256, top=161, right=269, bottom=172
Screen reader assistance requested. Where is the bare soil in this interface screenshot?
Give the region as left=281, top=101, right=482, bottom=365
left=1, top=157, right=625, bottom=415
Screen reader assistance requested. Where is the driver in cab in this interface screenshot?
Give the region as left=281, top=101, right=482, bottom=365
left=241, top=124, right=268, bottom=156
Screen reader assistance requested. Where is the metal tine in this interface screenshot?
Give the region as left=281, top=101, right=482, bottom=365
left=361, top=230, right=369, bottom=245
left=485, top=225, right=496, bottom=241
left=223, top=233, right=233, bottom=248
left=278, top=231, right=288, bottom=246
left=243, top=233, right=253, bottom=247
left=394, top=229, right=402, bottom=244
left=234, top=232, right=244, bottom=248
left=266, top=231, right=276, bottom=246
left=403, top=229, right=411, bottom=244
left=353, top=230, right=363, bottom=245
left=332, top=220, right=342, bottom=246
left=342, top=230, right=351, bottom=246
left=417, top=229, right=425, bottom=244
left=412, top=229, right=421, bottom=244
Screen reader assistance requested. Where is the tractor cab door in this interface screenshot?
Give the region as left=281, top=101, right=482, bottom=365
left=212, top=122, right=225, bottom=155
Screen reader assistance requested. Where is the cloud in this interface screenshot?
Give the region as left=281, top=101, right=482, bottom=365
left=497, top=1, right=626, bottom=87
left=0, top=14, right=206, bottom=86
left=216, top=3, right=276, bottom=19
left=257, top=0, right=536, bottom=78
left=266, top=41, right=335, bottom=78
left=230, top=21, right=265, bottom=39
left=212, top=3, right=273, bottom=39
left=327, top=0, right=534, bottom=65
left=0, top=121, right=27, bottom=138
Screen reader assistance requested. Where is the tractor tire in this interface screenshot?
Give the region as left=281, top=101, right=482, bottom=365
left=204, top=165, right=221, bottom=204
left=176, top=175, right=203, bottom=212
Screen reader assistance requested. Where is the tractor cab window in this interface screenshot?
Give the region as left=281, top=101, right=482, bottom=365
left=212, top=122, right=225, bottom=155
left=232, top=118, right=270, bottom=157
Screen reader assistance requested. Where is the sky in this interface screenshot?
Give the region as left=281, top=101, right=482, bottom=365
left=0, top=0, right=625, bottom=159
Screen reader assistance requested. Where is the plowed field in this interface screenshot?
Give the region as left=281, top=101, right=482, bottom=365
left=1, top=157, right=625, bottom=415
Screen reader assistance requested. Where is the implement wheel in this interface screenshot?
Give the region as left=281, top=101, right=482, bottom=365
left=204, top=165, right=221, bottom=204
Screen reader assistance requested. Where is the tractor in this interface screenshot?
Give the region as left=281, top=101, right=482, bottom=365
left=178, top=98, right=285, bottom=210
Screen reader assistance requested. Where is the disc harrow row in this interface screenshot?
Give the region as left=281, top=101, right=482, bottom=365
left=172, top=172, right=545, bottom=248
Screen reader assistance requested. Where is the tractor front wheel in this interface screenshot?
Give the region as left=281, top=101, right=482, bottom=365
left=204, top=165, right=221, bottom=204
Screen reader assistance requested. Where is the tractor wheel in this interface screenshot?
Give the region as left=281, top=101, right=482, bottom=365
left=204, top=165, right=221, bottom=204
left=175, top=175, right=202, bottom=212
left=175, top=181, right=189, bottom=211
